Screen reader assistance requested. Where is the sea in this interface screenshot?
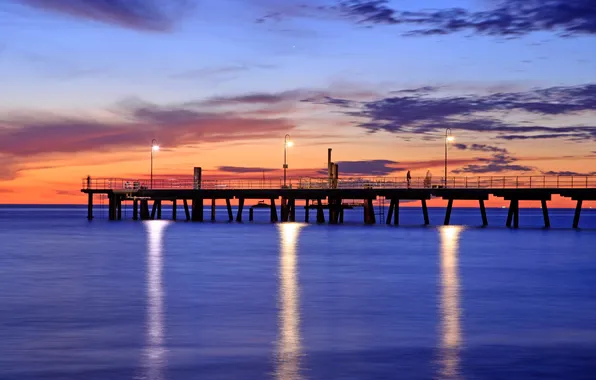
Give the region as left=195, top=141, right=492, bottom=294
left=1, top=205, right=595, bottom=380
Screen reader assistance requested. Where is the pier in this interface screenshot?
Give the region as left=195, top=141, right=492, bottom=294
left=82, top=175, right=596, bottom=229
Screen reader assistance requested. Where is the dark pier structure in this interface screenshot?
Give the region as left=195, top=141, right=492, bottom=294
left=82, top=150, right=596, bottom=229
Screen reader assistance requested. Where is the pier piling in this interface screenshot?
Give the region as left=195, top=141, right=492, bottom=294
left=573, top=200, right=583, bottom=229
left=172, top=200, right=177, bottom=221
left=183, top=199, right=191, bottom=221
left=87, top=193, right=94, bottom=221
left=421, top=199, right=430, bottom=225
left=133, top=199, right=138, bottom=221
left=479, top=200, right=488, bottom=226
left=541, top=200, right=550, bottom=228
left=444, top=199, right=454, bottom=225
left=236, top=198, right=245, bottom=222
left=226, top=199, right=233, bottom=221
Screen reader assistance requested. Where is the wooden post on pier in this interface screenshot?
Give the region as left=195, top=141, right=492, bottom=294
left=172, top=200, right=177, bottom=221
left=151, top=201, right=157, bottom=220
left=364, top=199, right=376, bottom=224
left=249, top=208, right=254, bottom=222
left=140, top=200, right=150, bottom=220
left=281, top=198, right=288, bottom=222
left=573, top=200, right=583, bottom=229
left=226, top=199, right=233, bottom=221
left=386, top=199, right=395, bottom=225
left=444, top=199, right=454, bottom=225
left=156, top=200, right=162, bottom=220
left=329, top=198, right=338, bottom=225
left=305, top=199, right=310, bottom=223
left=183, top=199, right=190, bottom=221
left=289, top=199, right=296, bottom=222
left=421, top=199, right=430, bottom=225
left=87, top=193, right=94, bottom=221
left=512, top=200, right=520, bottom=229
left=107, top=194, right=114, bottom=221
left=270, top=198, right=278, bottom=222
left=211, top=199, right=216, bottom=221
left=133, top=199, right=138, bottom=221
left=541, top=200, right=550, bottom=228
left=506, top=200, right=514, bottom=227
left=394, top=199, right=400, bottom=226
left=236, top=198, right=245, bottom=222
left=340, top=207, right=344, bottom=224
left=316, top=199, right=325, bottom=223
left=479, top=200, right=488, bottom=226
left=117, top=198, right=122, bottom=220
left=191, top=198, right=203, bottom=222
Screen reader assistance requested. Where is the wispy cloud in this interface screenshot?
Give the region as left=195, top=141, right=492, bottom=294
left=14, top=0, right=192, bottom=31
left=311, top=83, right=596, bottom=141
left=335, top=0, right=596, bottom=38
left=0, top=99, right=295, bottom=157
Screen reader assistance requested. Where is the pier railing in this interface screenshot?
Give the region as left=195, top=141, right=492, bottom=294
left=82, top=175, right=596, bottom=190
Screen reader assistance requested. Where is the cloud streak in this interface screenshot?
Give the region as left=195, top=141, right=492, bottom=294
left=0, top=100, right=295, bottom=157
left=15, top=0, right=191, bottom=31
left=312, top=83, right=596, bottom=141
left=336, top=0, right=596, bottom=38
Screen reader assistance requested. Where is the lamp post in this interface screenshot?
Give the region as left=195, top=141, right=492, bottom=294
left=445, top=129, right=454, bottom=188
left=151, top=139, right=159, bottom=189
left=283, top=134, right=293, bottom=188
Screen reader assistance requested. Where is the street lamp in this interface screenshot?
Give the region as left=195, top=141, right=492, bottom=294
left=445, top=129, right=454, bottom=188
left=151, top=139, right=159, bottom=189
left=284, top=134, right=293, bottom=188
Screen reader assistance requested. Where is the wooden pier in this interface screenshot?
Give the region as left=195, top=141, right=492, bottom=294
left=82, top=175, right=596, bottom=228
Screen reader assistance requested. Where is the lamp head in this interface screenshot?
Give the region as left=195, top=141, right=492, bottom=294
left=152, top=144, right=160, bottom=151
left=286, top=141, right=294, bottom=148
left=446, top=135, right=455, bottom=143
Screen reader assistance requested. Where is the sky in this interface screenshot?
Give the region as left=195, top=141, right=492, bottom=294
left=0, top=0, right=594, bottom=205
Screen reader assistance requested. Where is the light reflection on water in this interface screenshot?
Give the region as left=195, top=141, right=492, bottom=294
left=143, top=221, right=169, bottom=380
left=276, top=223, right=305, bottom=380
left=438, top=226, right=463, bottom=380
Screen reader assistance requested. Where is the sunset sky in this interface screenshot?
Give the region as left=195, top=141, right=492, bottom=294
left=0, top=0, right=594, bottom=205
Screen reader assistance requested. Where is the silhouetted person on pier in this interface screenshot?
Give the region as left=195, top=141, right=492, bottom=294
left=406, top=170, right=411, bottom=188
left=86, top=175, right=91, bottom=189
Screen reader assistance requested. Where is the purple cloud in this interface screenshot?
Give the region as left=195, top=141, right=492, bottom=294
left=336, top=0, right=596, bottom=37
left=15, top=0, right=191, bottom=31
left=311, top=83, right=596, bottom=141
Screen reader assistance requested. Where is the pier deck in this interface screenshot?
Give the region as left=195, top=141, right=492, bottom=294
left=82, top=175, right=596, bottom=228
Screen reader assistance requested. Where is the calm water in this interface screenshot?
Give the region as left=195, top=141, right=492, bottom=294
left=1, top=206, right=596, bottom=380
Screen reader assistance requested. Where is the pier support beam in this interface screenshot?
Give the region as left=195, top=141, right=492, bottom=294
left=236, top=198, right=245, bottom=222
left=183, top=199, right=191, bottom=221
left=172, top=200, right=177, bottom=221
left=249, top=208, right=254, bottom=222
left=151, top=200, right=157, bottom=220
left=444, top=199, right=454, bottom=226
left=421, top=199, right=430, bottom=226
left=305, top=199, right=310, bottom=223
left=541, top=200, right=550, bottom=228
left=156, top=200, right=162, bottom=220
left=140, top=200, right=150, bottom=220
left=133, top=199, right=138, bottom=221
left=270, top=199, right=278, bottom=222
left=316, top=199, right=325, bottom=223
left=281, top=198, right=288, bottom=222
left=211, top=199, right=216, bottom=221
left=386, top=199, right=395, bottom=225
left=364, top=199, right=376, bottom=225
left=573, top=200, right=583, bottom=229
left=192, top=199, right=204, bottom=222
left=117, top=198, right=122, bottom=221
left=329, top=198, right=341, bottom=225
left=507, top=200, right=520, bottom=229
left=289, top=199, right=296, bottom=222
left=506, top=200, right=514, bottom=227
left=87, top=193, right=94, bottom=221
left=226, top=199, right=233, bottom=221
left=479, top=200, right=488, bottom=226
